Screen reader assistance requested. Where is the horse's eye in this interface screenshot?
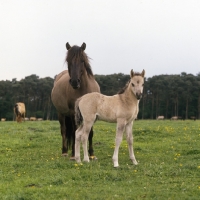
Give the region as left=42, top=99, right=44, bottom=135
left=142, top=84, right=144, bottom=86
left=132, top=83, right=135, bottom=87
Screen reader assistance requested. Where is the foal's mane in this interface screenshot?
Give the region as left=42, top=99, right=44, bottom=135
left=118, top=72, right=142, bottom=94
left=118, top=80, right=130, bottom=94
left=65, top=45, right=94, bottom=77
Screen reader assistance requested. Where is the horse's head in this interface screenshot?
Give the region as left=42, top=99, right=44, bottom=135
left=65, top=42, right=87, bottom=89
left=130, top=69, right=145, bottom=100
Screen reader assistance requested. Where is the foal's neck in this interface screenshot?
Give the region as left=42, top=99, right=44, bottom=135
left=123, top=86, right=139, bottom=104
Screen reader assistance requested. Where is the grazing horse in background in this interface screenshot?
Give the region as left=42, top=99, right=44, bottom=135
left=51, top=42, right=100, bottom=159
left=75, top=69, right=145, bottom=167
left=171, top=116, right=178, bottom=120
left=30, top=117, right=37, bottom=121
left=190, top=116, right=196, bottom=121
left=14, top=102, right=26, bottom=122
left=157, top=116, right=164, bottom=120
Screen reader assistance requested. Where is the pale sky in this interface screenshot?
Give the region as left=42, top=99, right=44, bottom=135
left=0, top=0, right=200, bottom=81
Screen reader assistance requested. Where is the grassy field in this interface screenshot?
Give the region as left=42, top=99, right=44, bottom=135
left=0, top=120, right=200, bottom=200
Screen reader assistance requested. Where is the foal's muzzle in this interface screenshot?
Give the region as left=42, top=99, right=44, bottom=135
left=69, top=78, right=81, bottom=89
left=136, top=93, right=143, bottom=100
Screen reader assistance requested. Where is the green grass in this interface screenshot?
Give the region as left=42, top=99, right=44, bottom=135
left=0, top=120, right=200, bottom=200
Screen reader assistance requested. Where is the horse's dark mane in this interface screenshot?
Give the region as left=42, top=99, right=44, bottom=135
left=65, top=45, right=94, bottom=77
left=118, top=72, right=142, bottom=94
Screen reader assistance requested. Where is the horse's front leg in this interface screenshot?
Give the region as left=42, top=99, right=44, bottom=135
left=112, top=121, right=125, bottom=167
left=58, top=114, right=68, bottom=156
left=125, top=121, right=138, bottom=165
left=88, top=127, right=97, bottom=160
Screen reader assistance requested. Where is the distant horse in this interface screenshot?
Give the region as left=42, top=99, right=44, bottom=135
left=30, top=117, right=37, bottom=121
left=75, top=69, right=145, bottom=167
left=51, top=42, right=100, bottom=159
left=171, top=116, right=178, bottom=120
left=190, top=116, right=196, bottom=121
left=157, top=116, right=164, bottom=120
left=14, top=102, right=26, bottom=122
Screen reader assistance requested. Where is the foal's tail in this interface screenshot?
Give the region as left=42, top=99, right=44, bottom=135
left=75, top=98, right=83, bottom=127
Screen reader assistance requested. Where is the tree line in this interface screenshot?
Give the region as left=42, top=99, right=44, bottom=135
left=0, top=72, right=199, bottom=120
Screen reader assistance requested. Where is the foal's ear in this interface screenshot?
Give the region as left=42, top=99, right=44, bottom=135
left=66, top=42, right=71, bottom=50
left=141, top=69, right=145, bottom=77
left=130, top=69, right=134, bottom=77
left=81, top=42, right=86, bottom=51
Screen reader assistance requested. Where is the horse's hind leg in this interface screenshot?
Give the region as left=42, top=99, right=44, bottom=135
left=125, top=121, right=138, bottom=165
left=58, top=113, right=68, bottom=156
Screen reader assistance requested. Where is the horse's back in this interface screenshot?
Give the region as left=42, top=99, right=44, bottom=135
left=53, top=70, right=68, bottom=86
left=51, top=70, right=71, bottom=114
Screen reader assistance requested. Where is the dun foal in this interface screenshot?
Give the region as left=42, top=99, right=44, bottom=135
left=75, top=69, right=145, bottom=167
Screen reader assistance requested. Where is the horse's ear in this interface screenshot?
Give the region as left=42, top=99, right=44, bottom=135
left=81, top=42, right=86, bottom=51
left=66, top=42, right=71, bottom=50
left=130, top=69, right=134, bottom=77
left=141, top=69, right=145, bottom=77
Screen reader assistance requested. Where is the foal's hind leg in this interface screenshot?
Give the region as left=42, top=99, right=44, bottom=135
left=125, top=121, right=138, bottom=165
left=82, top=122, right=94, bottom=162
left=75, top=125, right=83, bottom=163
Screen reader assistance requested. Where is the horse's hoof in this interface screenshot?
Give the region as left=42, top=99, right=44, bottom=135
left=70, top=156, right=76, bottom=160
left=89, top=156, right=97, bottom=160
left=62, top=153, right=68, bottom=157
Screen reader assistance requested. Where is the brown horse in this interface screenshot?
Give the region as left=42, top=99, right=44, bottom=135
left=51, top=42, right=100, bottom=159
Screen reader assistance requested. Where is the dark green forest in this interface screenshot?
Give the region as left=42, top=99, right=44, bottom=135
left=0, top=72, right=200, bottom=120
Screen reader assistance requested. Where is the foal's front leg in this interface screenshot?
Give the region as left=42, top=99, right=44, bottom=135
left=112, top=121, right=125, bottom=167
left=125, top=121, right=138, bottom=165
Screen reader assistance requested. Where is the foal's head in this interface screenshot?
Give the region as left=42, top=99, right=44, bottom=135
left=65, top=42, right=93, bottom=89
left=130, top=69, right=145, bottom=100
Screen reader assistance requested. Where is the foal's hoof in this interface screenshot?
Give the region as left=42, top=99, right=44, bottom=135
left=132, top=160, right=138, bottom=165
left=62, top=153, right=68, bottom=157
left=70, top=156, right=76, bottom=161
left=89, top=156, right=97, bottom=160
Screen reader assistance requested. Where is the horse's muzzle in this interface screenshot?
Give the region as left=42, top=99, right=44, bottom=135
left=69, top=79, right=81, bottom=89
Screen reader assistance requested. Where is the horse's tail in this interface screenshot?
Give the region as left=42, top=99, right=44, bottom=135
left=75, top=98, right=83, bottom=127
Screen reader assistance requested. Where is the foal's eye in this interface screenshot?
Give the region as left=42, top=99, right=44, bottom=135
left=131, top=83, right=135, bottom=87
